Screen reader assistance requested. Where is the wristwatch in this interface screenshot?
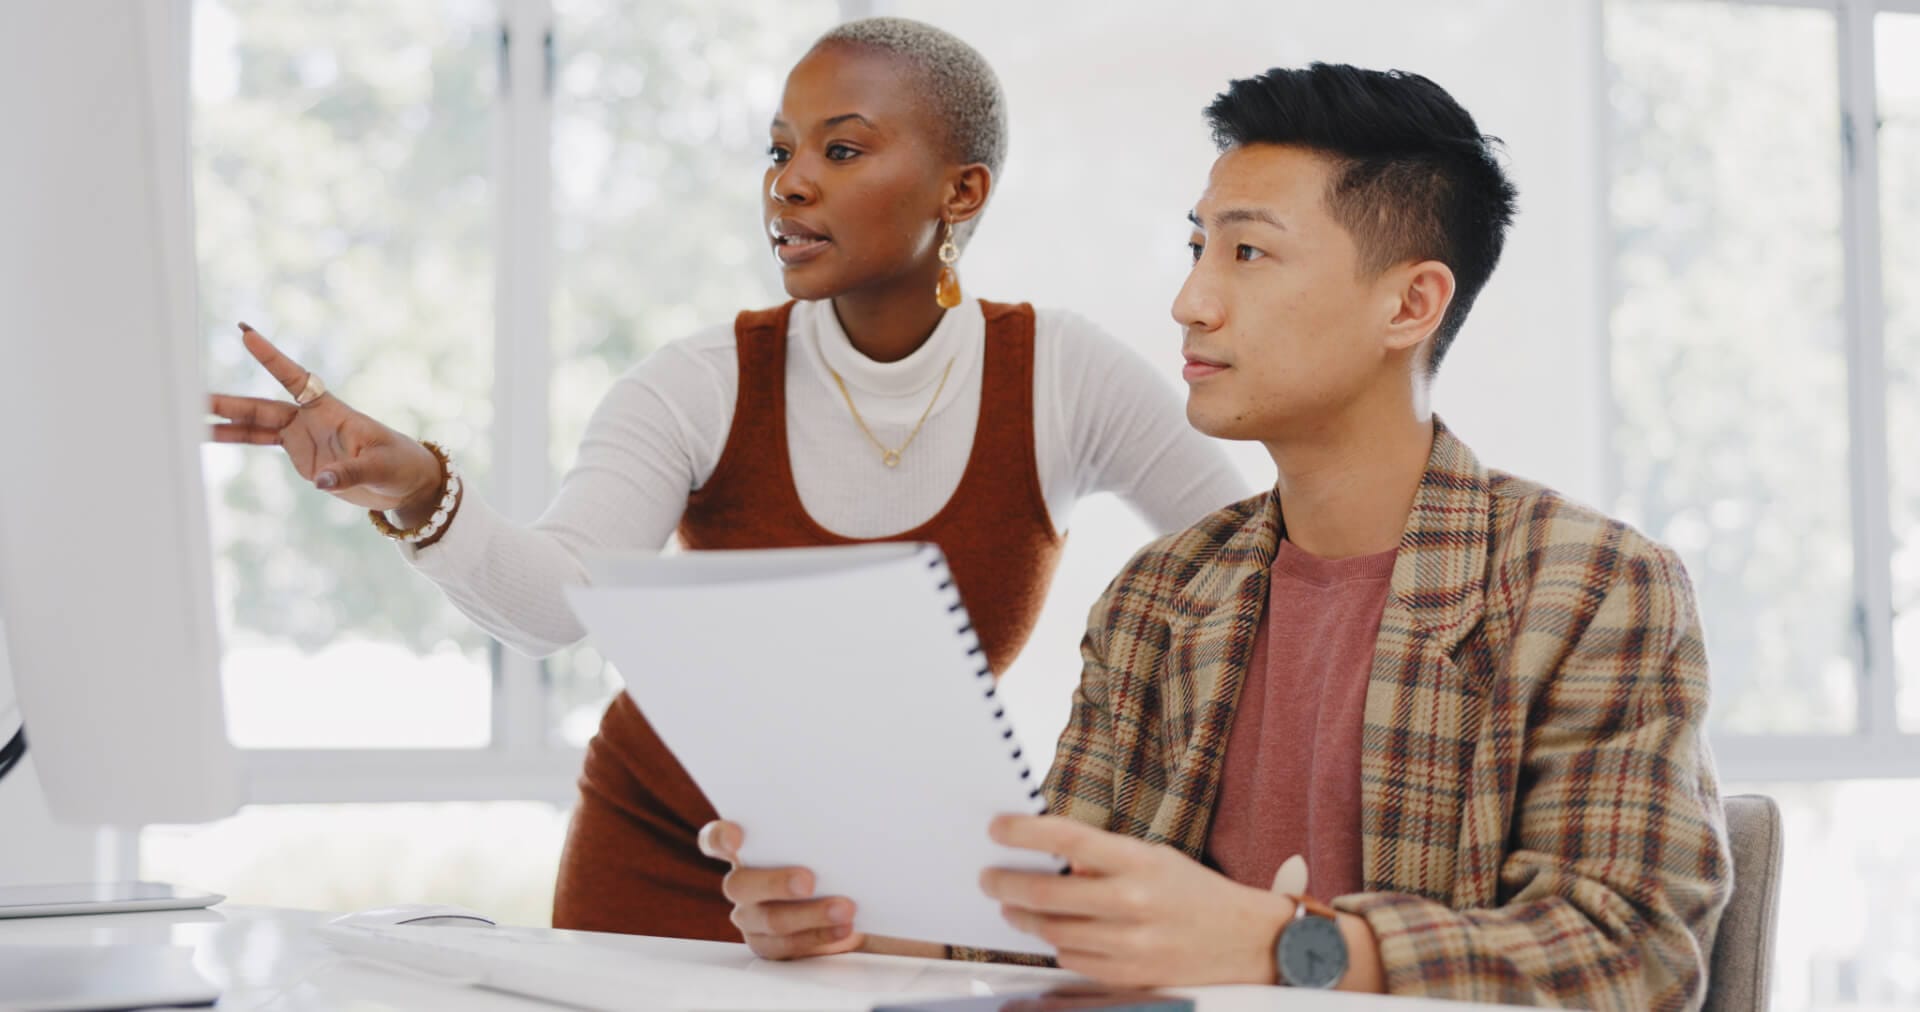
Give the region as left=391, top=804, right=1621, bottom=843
left=1274, top=894, right=1348, bottom=989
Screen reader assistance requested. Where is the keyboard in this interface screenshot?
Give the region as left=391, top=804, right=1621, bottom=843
left=316, top=922, right=873, bottom=1010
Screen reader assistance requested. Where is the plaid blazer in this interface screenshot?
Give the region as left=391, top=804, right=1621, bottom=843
left=1035, top=421, right=1730, bottom=1009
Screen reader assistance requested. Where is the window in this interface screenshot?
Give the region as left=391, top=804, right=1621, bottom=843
left=1607, top=0, right=1853, bottom=735
left=1606, top=2, right=1920, bottom=1008
left=142, top=803, right=568, bottom=927
left=193, top=0, right=499, bottom=750
left=1608, top=0, right=1920, bottom=764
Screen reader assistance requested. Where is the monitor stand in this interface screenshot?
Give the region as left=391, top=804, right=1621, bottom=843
left=0, top=738, right=224, bottom=920
left=0, top=882, right=226, bottom=921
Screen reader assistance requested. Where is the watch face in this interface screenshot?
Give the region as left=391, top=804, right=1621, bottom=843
left=1278, top=914, right=1349, bottom=989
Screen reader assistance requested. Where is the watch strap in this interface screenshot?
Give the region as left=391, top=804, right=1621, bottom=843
left=1292, top=894, right=1338, bottom=921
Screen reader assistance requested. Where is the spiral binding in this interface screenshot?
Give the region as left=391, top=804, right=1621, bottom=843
left=923, top=546, right=1048, bottom=815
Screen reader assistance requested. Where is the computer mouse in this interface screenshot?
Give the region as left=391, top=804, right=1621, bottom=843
left=328, top=903, right=498, bottom=928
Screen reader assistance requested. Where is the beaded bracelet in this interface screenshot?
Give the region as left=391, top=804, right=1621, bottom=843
left=368, top=440, right=462, bottom=545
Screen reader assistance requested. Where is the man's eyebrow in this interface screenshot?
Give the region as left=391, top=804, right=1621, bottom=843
left=1205, top=208, right=1288, bottom=231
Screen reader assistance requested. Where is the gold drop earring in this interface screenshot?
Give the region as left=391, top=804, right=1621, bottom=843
left=935, top=219, right=962, bottom=309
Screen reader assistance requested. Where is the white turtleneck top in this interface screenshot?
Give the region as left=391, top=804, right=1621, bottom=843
left=403, top=298, right=1252, bottom=656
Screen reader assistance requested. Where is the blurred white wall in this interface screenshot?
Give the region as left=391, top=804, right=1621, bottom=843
left=890, top=0, right=1606, bottom=497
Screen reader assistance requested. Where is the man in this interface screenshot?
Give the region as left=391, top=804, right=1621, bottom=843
left=702, top=63, right=1731, bottom=1008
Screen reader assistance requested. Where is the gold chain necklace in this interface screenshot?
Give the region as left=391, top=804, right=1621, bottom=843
left=827, top=356, right=956, bottom=468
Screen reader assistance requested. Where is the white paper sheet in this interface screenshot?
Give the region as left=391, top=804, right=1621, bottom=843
left=566, top=543, right=1062, bottom=954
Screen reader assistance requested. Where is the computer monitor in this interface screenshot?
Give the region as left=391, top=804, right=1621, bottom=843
left=0, top=0, right=241, bottom=828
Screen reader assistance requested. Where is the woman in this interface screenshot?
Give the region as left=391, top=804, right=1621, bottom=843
left=211, top=17, right=1248, bottom=941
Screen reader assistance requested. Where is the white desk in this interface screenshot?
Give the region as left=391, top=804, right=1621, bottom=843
left=0, top=905, right=1502, bottom=1010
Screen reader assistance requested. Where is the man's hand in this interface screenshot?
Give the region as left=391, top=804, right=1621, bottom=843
left=699, top=820, right=864, bottom=960
left=981, top=815, right=1292, bottom=988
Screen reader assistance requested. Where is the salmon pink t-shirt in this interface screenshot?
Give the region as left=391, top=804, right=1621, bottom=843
left=1203, top=538, right=1397, bottom=899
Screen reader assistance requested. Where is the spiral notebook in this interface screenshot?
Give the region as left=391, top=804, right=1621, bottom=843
left=564, top=543, right=1062, bottom=955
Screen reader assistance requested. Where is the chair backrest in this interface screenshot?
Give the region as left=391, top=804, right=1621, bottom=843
left=1705, top=794, right=1783, bottom=1012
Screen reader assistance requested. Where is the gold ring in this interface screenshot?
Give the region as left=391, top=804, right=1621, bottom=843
left=294, top=373, right=328, bottom=407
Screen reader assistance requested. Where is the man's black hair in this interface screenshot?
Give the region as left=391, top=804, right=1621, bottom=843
left=1205, top=63, right=1517, bottom=373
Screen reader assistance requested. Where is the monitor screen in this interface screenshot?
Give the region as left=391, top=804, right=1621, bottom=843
left=0, top=0, right=241, bottom=827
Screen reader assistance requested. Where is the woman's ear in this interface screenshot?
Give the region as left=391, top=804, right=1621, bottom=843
left=943, top=163, right=993, bottom=226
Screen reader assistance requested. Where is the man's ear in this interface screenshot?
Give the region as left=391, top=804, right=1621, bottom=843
left=1384, top=259, right=1456, bottom=354
left=942, top=163, right=993, bottom=225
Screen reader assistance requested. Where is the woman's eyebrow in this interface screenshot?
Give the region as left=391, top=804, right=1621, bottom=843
left=770, top=113, right=878, bottom=132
